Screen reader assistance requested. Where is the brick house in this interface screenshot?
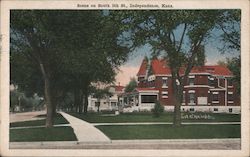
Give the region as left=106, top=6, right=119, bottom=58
left=120, top=58, right=240, bottom=114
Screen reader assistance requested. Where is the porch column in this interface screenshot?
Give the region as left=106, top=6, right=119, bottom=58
left=138, top=93, right=141, bottom=107
left=133, top=95, right=136, bottom=106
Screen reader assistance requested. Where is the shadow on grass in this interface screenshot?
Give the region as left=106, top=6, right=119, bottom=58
left=10, top=126, right=77, bottom=142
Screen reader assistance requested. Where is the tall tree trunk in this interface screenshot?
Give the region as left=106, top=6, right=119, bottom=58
left=44, top=76, right=54, bottom=128
left=78, top=90, right=83, bottom=113
left=74, top=87, right=80, bottom=112
left=173, top=85, right=183, bottom=126
left=52, top=97, right=57, bottom=115
left=171, top=71, right=183, bottom=127
left=40, top=63, right=54, bottom=128
left=83, top=91, right=89, bottom=114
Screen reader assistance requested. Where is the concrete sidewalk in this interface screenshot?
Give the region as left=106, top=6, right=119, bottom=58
left=10, top=138, right=241, bottom=149
left=59, top=112, right=111, bottom=143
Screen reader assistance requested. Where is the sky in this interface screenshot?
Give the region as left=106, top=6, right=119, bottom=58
left=115, top=37, right=239, bottom=86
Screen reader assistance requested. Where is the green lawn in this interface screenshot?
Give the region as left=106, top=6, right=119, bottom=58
left=68, top=112, right=240, bottom=123
left=10, top=126, right=77, bottom=142
left=10, top=113, right=69, bottom=128
left=96, top=124, right=240, bottom=139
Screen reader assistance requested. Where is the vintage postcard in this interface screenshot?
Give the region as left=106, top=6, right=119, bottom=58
left=0, top=0, right=249, bottom=156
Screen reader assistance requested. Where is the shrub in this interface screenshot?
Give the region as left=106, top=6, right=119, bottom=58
left=151, top=101, right=164, bottom=117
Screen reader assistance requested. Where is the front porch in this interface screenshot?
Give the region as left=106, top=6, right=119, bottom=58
left=119, top=88, right=159, bottom=112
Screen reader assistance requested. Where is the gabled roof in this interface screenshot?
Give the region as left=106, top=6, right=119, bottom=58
left=115, top=85, right=125, bottom=92
left=137, top=58, right=233, bottom=77
left=137, top=59, right=148, bottom=76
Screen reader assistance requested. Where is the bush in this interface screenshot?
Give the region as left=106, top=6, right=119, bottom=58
left=101, top=110, right=116, bottom=114
left=151, top=101, right=164, bottom=117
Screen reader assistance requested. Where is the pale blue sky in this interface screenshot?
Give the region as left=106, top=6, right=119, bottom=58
left=115, top=29, right=240, bottom=86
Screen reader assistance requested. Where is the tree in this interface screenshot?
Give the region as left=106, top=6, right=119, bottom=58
left=216, top=10, right=241, bottom=96
left=216, top=10, right=240, bottom=52
left=151, top=101, right=164, bottom=117
left=217, top=58, right=240, bottom=95
left=10, top=10, right=131, bottom=126
left=112, top=10, right=225, bottom=126
left=125, top=77, right=138, bottom=93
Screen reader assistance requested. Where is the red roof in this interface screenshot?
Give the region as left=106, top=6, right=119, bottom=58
left=137, top=59, right=148, bottom=76
left=115, top=85, right=125, bottom=92
left=151, top=59, right=172, bottom=75
left=137, top=58, right=232, bottom=76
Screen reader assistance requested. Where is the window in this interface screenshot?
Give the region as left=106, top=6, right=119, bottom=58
left=162, top=91, right=168, bottom=98
left=95, top=102, right=100, bottom=107
left=189, top=93, right=195, bottom=103
left=214, top=108, right=218, bottom=112
left=162, top=77, right=168, bottom=87
left=141, top=95, right=157, bottom=103
left=182, top=92, right=186, bottom=103
left=229, top=108, right=233, bottom=113
left=189, top=108, right=195, bottom=112
left=188, top=76, right=195, bottom=85
left=212, top=92, right=219, bottom=101
left=228, top=79, right=233, bottom=86
left=209, top=76, right=217, bottom=87
left=228, top=92, right=233, bottom=101
left=111, top=102, right=117, bottom=107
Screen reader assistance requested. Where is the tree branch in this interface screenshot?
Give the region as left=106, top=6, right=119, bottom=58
left=177, top=23, right=187, bottom=53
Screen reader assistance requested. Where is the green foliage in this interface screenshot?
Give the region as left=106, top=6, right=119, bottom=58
left=151, top=101, right=164, bottom=117
left=10, top=10, right=131, bottom=116
left=10, top=88, right=43, bottom=112
left=226, top=57, right=240, bottom=95
left=216, top=10, right=240, bottom=52
left=125, top=77, right=137, bottom=93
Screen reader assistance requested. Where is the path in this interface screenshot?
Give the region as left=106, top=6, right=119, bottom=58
left=10, top=138, right=240, bottom=149
left=10, top=110, right=46, bottom=123
left=59, top=112, right=111, bottom=143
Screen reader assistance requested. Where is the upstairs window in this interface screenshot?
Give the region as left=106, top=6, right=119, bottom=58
left=162, top=77, right=168, bottom=87
left=188, top=76, right=195, bottom=85
left=228, top=79, right=233, bottom=86
left=228, top=92, right=233, bottom=101
left=212, top=92, right=219, bottom=101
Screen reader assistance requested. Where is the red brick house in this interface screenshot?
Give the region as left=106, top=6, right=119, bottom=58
left=120, top=58, right=240, bottom=114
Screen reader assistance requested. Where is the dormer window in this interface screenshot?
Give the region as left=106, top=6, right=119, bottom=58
left=206, top=67, right=215, bottom=73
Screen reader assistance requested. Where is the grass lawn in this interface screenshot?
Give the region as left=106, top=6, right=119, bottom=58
left=96, top=124, right=240, bottom=139
left=10, top=126, right=77, bottom=142
left=10, top=113, right=69, bottom=128
left=68, top=112, right=240, bottom=123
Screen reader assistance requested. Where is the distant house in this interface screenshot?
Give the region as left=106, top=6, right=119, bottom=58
left=88, top=85, right=125, bottom=112
left=119, top=58, right=240, bottom=114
